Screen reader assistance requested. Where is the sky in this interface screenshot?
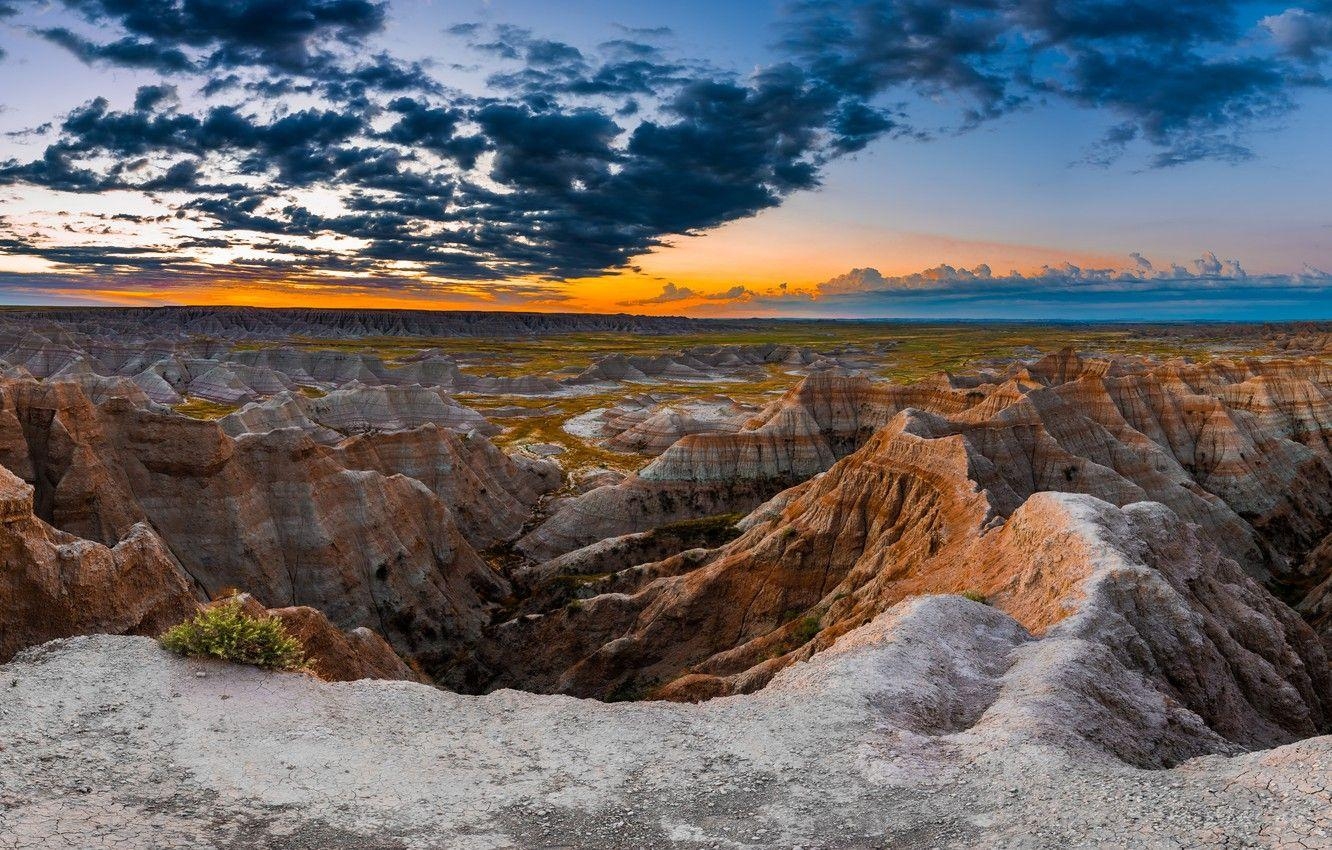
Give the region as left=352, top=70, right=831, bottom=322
left=0, top=0, right=1330, bottom=320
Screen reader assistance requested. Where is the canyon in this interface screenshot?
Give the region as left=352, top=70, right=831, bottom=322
left=3, top=308, right=1332, bottom=848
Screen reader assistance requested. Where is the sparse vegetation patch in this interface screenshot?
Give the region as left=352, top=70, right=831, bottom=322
left=159, top=601, right=306, bottom=671
left=172, top=397, right=241, bottom=420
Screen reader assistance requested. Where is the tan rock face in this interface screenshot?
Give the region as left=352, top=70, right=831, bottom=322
left=0, top=378, right=555, bottom=673
left=477, top=353, right=1332, bottom=732
left=0, top=465, right=199, bottom=661
left=517, top=369, right=983, bottom=560
left=6, top=338, right=1332, bottom=774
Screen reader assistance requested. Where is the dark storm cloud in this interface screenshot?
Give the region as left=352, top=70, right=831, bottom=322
left=0, top=232, right=190, bottom=273
left=41, top=0, right=386, bottom=73
left=132, top=84, right=178, bottom=112
left=474, top=104, right=620, bottom=190
left=0, top=89, right=373, bottom=189
left=313, top=54, right=444, bottom=103
left=4, top=12, right=874, bottom=282
left=36, top=28, right=194, bottom=72
left=485, top=55, right=689, bottom=99
left=380, top=97, right=486, bottom=168
left=783, top=0, right=1332, bottom=165
left=416, top=61, right=867, bottom=278
left=453, top=22, right=695, bottom=100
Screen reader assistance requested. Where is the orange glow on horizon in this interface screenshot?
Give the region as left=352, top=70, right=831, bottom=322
left=28, top=218, right=1131, bottom=315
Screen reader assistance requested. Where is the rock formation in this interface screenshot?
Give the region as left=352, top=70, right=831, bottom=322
left=517, top=369, right=982, bottom=559
left=0, top=457, right=418, bottom=682
left=0, top=464, right=197, bottom=662
left=566, top=394, right=760, bottom=456
left=0, top=377, right=557, bottom=675
left=4, top=322, right=1332, bottom=846
left=487, top=351, right=1332, bottom=709
left=220, top=384, right=498, bottom=442
left=567, top=344, right=837, bottom=385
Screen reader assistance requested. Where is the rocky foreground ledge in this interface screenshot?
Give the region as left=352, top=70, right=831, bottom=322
left=3, top=500, right=1331, bottom=850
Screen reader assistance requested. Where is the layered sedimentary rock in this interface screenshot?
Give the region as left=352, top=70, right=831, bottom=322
left=218, top=394, right=344, bottom=443
left=486, top=351, right=1332, bottom=711
left=221, top=384, right=498, bottom=442
left=0, top=465, right=198, bottom=662
left=0, top=448, right=421, bottom=679
left=566, top=394, right=760, bottom=456
left=518, top=369, right=983, bottom=559
left=9, top=335, right=1332, bottom=850
left=567, top=344, right=834, bottom=385
left=482, top=483, right=1332, bottom=765
left=0, top=378, right=556, bottom=672
left=306, top=384, right=499, bottom=434
left=334, top=424, right=559, bottom=550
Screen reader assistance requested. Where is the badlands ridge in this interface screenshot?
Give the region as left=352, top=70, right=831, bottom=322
left=3, top=309, right=1332, bottom=848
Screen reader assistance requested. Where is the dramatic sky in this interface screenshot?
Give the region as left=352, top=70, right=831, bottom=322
left=0, top=0, right=1330, bottom=319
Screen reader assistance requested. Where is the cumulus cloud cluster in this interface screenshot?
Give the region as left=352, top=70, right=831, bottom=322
left=618, top=282, right=754, bottom=306
left=812, top=252, right=1269, bottom=296
left=612, top=252, right=1331, bottom=314
left=722, top=253, right=1332, bottom=319
left=0, top=0, right=1329, bottom=299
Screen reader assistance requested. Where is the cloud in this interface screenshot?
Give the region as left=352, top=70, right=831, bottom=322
left=613, top=24, right=672, bottom=39
left=723, top=253, right=1332, bottom=320
left=35, top=28, right=193, bottom=72
left=782, top=0, right=1332, bottom=166
left=620, top=282, right=696, bottom=305
left=618, top=282, right=755, bottom=306
left=1263, top=8, right=1332, bottom=63
left=811, top=253, right=1256, bottom=297
left=818, top=265, right=995, bottom=294
left=4, top=2, right=1332, bottom=301
left=3, top=15, right=891, bottom=284
left=39, top=0, right=386, bottom=74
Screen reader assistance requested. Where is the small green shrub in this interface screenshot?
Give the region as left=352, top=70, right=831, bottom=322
left=960, top=589, right=989, bottom=605
left=790, top=614, right=822, bottom=646
left=605, top=678, right=655, bottom=702
left=159, top=601, right=306, bottom=671
left=648, top=513, right=745, bottom=548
